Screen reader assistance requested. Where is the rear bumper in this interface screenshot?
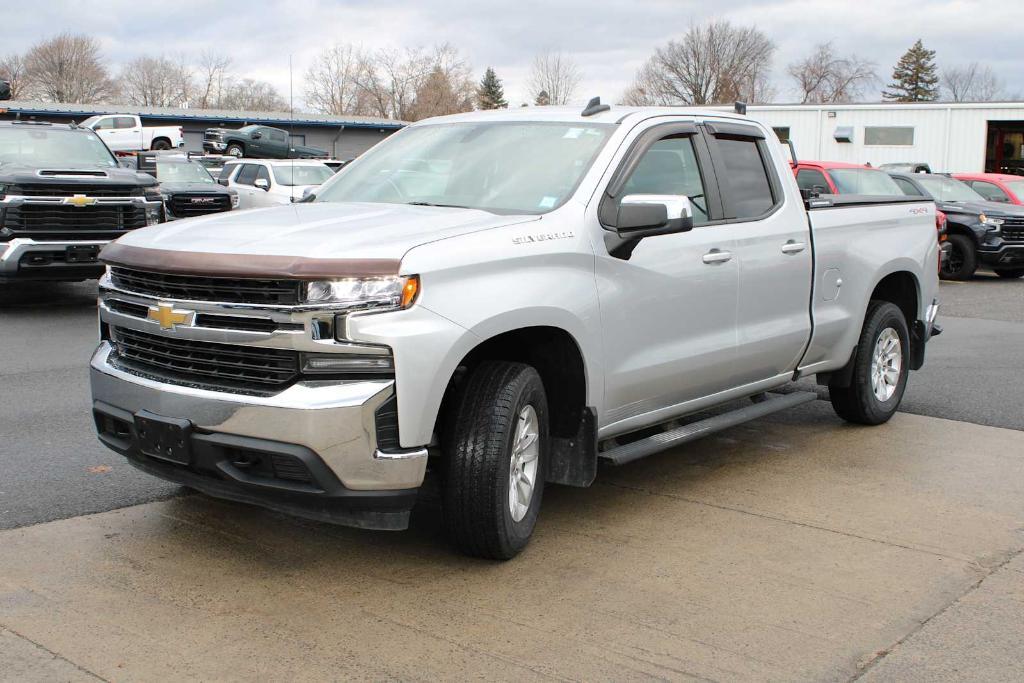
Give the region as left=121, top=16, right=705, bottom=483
left=90, top=342, right=428, bottom=529
left=0, top=238, right=108, bottom=281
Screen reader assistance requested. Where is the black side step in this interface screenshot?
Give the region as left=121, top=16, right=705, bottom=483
left=599, top=391, right=817, bottom=466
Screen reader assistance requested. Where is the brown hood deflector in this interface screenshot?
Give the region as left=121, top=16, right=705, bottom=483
left=100, top=243, right=401, bottom=280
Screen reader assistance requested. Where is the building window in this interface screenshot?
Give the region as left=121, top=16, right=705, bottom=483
left=773, top=127, right=790, bottom=142
left=865, top=126, right=914, bottom=146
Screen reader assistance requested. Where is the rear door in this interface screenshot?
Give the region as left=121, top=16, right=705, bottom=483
left=704, top=122, right=813, bottom=386
left=115, top=116, right=142, bottom=150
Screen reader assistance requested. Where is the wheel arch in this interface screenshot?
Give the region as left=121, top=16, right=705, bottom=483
left=150, top=136, right=172, bottom=149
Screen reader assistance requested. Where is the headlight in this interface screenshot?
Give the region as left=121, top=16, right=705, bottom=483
left=303, top=275, right=419, bottom=310
left=230, top=193, right=239, bottom=208
left=145, top=206, right=162, bottom=225
left=979, top=214, right=1003, bottom=229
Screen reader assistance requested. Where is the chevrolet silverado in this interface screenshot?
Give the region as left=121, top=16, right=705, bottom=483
left=90, top=103, right=941, bottom=559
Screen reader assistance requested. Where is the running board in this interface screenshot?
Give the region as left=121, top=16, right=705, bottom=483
left=599, top=391, right=818, bottom=466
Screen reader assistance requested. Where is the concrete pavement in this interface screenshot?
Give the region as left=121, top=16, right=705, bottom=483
left=2, top=402, right=1022, bottom=681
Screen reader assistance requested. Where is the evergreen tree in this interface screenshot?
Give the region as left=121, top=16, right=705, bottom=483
left=534, top=89, right=550, bottom=106
left=475, top=67, right=507, bottom=109
left=883, top=39, right=939, bottom=102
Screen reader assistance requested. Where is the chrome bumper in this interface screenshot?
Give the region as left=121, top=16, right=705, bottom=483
left=1, top=238, right=110, bottom=276
left=89, top=342, right=428, bottom=491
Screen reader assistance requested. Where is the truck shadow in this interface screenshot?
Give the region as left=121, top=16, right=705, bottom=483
left=0, top=280, right=98, bottom=309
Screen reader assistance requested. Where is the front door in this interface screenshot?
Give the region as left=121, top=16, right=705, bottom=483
left=593, top=125, right=740, bottom=434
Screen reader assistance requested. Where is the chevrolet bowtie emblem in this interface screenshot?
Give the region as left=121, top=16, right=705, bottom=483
left=64, top=194, right=97, bottom=208
left=147, top=302, right=194, bottom=330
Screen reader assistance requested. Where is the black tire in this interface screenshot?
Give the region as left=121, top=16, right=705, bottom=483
left=829, top=301, right=910, bottom=425
left=442, top=361, right=548, bottom=560
left=994, top=268, right=1024, bottom=279
left=151, top=138, right=171, bottom=151
left=940, top=234, right=977, bottom=280
left=225, top=143, right=244, bottom=157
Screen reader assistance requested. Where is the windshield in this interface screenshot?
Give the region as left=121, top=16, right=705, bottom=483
left=272, top=164, right=333, bottom=187
left=1004, top=180, right=1024, bottom=200
left=0, top=126, right=117, bottom=168
left=315, top=121, right=614, bottom=214
left=156, top=160, right=215, bottom=184
left=829, top=168, right=905, bottom=196
left=236, top=125, right=258, bottom=134
left=79, top=116, right=102, bottom=128
left=915, top=175, right=986, bottom=202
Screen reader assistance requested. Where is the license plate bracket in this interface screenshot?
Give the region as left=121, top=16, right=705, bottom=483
left=134, top=411, right=192, bottom=465
left=66, top=245, right=100, bottom=263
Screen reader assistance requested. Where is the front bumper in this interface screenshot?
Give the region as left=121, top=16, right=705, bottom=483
left=90, top=342, right=428, bottom=529
left=1, top=238, right=109, bottom=281
left=203, top=140, right=227, bottom=152
left=977, top=242, right=1024, bottom=267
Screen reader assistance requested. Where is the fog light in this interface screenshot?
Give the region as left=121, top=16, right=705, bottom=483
left=301, top=353, right=394, bottom=374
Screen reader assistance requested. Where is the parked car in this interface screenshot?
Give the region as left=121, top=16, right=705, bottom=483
left=91, top=105, right=940, bottom=559
left=794, top=161, right=905, bottom=196
left=0, top=80, right=10, bottom=101
left=888, top=171, right=1024, bottom=279
left=203, top=125, right=328, bottom=159
left=953, top=173, right=1024, bottom=205
left=146, top=156, right=238, bottom=220
left=219, top=159, right=334, bottom=208
left=79, top=114, right=184, bottom=153
left=0, top=121, right=162, bottom=283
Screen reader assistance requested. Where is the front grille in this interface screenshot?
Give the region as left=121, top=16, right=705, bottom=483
left=112, top=326, right=299, bottom=391
left=109, top=267, right=302, bottom=305
left=1000, top=217, right=1024, bottom=242
left=1, top=204, right=146, bottom=240
left=168, top=194, right=232, bottom=218
left=11, top=184, right=143, bottom=197
left=204, top=132, right=223, bottom=140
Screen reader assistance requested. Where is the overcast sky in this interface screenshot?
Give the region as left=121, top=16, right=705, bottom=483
left=4, top=0, right=1023, bottom=110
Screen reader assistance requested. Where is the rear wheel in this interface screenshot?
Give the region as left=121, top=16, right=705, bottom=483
left=940, top=234, right=977, bottom=280
left=829, top=301, right=910, bottom=425
left=442, top=361, right=548, bottom=560
left=151, top=138, right=171, bottom=151
left=994, top=268, right=1024, bottom=279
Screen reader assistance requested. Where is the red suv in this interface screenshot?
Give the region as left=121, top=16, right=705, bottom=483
left=793, top=161, right=905, bottom=196
left=952, top=173, right=1024, bottom=206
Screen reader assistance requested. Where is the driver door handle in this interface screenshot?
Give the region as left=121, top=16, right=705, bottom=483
left=702, top=249, right=733, bottom=264
left=781, top=241, right=807, bottom=254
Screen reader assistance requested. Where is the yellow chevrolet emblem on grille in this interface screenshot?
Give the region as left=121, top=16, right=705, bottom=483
left=147, top=302, right=194, bottom=330
left=64, top=194, right=97, bottom=208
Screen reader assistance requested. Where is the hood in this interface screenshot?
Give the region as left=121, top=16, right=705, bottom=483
left=937, top=199, right=1024, bottom=218
left=115, top=201, right=538, bottom=260
left=159, top=181, right=234, bottom=195
left=0, top=163, right=157, bottom=188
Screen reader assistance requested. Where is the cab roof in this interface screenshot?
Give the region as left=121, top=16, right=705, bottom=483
left=952, top=172, right=1024, bottom=182
left=412, top=105, right=764, bottom=128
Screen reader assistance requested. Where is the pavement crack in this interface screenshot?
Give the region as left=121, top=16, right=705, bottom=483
left=848, top=545, right=1024, bottom=681
left=600, top=481, right=974, bottom=564
left=1, top=624, right=109, bottom=682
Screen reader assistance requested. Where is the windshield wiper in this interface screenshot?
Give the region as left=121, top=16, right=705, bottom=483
left=406, top=201, right=472, bottom=209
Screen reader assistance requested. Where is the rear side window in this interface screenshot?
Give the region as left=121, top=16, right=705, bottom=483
left=715, top=137, right=775, bottom=219
left=968, top=180, right=1009, bottom=202
left=797, top=169, right=829, bottom=193
left=621, top=136, right=710, bottom=224
left=892, top=177, right=924, bottom=196
left=235, top=164, right=259, bottom=185
left=270, top=130, right=287, bottom=143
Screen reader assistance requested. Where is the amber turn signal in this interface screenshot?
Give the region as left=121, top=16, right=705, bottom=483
left=401, top=275, right=420, bottom=308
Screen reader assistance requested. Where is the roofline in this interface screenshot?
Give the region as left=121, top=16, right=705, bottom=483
left=714, top=101, right=1024, bottom=112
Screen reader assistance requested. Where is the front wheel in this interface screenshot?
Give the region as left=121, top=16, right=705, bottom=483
left=829, top=301, right=910, bottom=425
left=995, top=268, right=1024, bottom=279
left=940, top=234, right=977, bottom=280
left=442, top=361, right=548, bottom=560
left=225, top=144, right=244, bottom=157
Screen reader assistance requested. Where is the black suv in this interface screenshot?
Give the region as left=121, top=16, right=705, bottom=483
left=888, top=172, right=1024, bottom=280
left=0, top=121, right=163, bottom=282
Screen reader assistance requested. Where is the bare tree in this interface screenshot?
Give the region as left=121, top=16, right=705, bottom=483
left=304, top=44, right=373, bottom=115
left=788, top=42, right=877, bottom=103
left=24, top=33, right=115, bottom=103
left=621, top=21, right=775, bottom=106
left=220, top=78, right=288, bottom=112
left=196, top=51, right=233, bottom=109
left=357, top=47, right=432, bottom=120
left=118, top=55, right=192, bottom=107
left=528, top=50, right=582, bottom=105
left=943, top=62, right=1004, bottom=102
left=0, top=54, right=31, bottom=99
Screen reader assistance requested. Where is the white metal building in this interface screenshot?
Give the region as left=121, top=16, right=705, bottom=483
left=725, top=102, right=1024, bottom=174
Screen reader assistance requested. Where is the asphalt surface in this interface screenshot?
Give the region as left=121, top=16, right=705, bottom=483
left=0, top=273, right=1022, bottom=531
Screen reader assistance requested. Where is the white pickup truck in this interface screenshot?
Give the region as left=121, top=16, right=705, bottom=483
left=80, top=114, right=184, bottom=153
left=90, top=102, right=940, bottom=559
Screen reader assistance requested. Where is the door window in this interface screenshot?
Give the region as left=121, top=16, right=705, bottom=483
left=797, top=169, right=829, bottom=193
left=114, top=117, right=136, bottom=129
left=255, top=165, right=271, bottom=186
left=892, top=177, right=924, bottom=196
left=235, top=164, right=259, bottom=186
left=968, top=180, right=1010, bottom=202
left=270, top=130, right=287, bottom=143
left=620, top=136, right=709, bottom=224
left=714, top=137, right=775, bottom=219
left=92, top=117, right=116, bottom=130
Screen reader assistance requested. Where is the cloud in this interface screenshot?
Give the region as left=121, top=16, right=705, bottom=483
left=3, top=0, right=1022, bottom=108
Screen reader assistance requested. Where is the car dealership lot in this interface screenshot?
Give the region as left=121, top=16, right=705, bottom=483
left=2, top=275, right=1023, bottom=680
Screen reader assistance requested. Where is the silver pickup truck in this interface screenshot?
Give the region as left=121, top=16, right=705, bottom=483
left=90, top=103, right=940, bottom=559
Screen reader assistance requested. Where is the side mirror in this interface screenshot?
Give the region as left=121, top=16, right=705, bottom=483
left=615, top=195, right=694, bottom=239
left=251, top=131, right=262, bottom=139
left=217, top=177, right=229, bottom=186
left=254, top=178, right=269, bottom=191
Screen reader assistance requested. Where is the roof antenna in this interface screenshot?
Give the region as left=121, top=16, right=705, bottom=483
left=734, top=101, right=748, bottom=115
left=581, top=96, right=610, bottom=117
